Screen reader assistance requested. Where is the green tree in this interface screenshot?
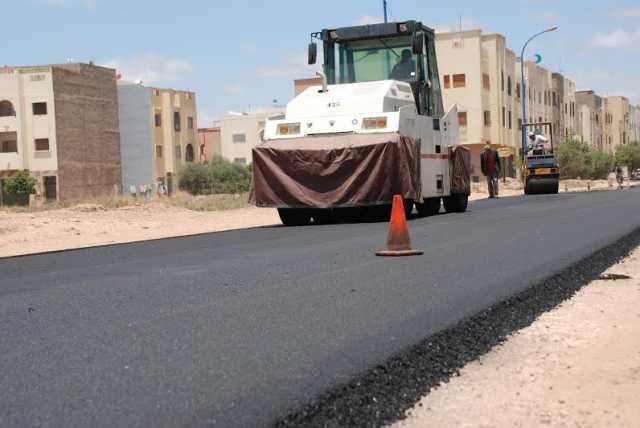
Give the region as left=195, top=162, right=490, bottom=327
left=615, top=142, right=640, bottom=170
left=555, top=138, right=613, bottom=179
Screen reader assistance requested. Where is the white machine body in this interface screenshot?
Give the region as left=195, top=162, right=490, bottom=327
left=263, top=80, right=460, bottom=201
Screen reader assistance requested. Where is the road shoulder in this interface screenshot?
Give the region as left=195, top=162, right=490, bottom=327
left=395, top=246, right=640, bottom=428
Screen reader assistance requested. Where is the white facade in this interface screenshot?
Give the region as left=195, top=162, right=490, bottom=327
left=0, top=67, right=58, bottom=176
left=435, top=30, right=520, bottom=179
left=217, top=107, right=284, bottom=165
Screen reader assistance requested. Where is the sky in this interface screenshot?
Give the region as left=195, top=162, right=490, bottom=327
left=4, top=0, right=640, bottom=126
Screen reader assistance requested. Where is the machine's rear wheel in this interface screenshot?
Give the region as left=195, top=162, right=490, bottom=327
left=278, top=208, right=312, bottom=226
left=443, top=193, right=468, bottom=213
left=311, top=209, right=334, bottom=225
left=415, top=197, right=441, bottom=217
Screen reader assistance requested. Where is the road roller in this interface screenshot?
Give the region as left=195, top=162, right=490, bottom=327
left=523, top=122, right=560, bottom=195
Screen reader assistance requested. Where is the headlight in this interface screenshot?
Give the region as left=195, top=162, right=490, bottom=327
left=277, top=123, right=301, bottom=135
left=362, top=117, right=387, bottom=130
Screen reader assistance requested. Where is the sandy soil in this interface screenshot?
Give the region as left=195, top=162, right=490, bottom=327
left=394, top=246, right=640, bottom=428
left=0, top=201, right=280, bottom=258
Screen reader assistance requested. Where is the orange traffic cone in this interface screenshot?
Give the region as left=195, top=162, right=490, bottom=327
left=376, top=195, right=424, bottom=257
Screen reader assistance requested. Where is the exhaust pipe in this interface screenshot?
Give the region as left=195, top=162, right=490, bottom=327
left=316, top=71, right=328, bottom=93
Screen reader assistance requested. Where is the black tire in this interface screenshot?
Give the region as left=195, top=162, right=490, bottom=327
left=403, top=199, right=414, bottom=217
left=415, top=197, right=441, bottom=217
left=278, top=208, right=312, bottom=226
left=443, top=193, right=468, bottom=213
left=312, top=209, right=334, bottom=225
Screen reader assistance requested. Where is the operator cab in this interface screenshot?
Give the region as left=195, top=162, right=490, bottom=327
left=309, top=21, right=444, bottom=118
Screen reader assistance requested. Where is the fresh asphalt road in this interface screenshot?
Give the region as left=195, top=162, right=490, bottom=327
left=1, top=189, right=639, bottom=427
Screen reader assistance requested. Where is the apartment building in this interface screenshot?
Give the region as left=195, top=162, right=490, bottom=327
left=0, top=63, right=121, bottom=203
left=197, top=127, right=220, bottom=162
left=216, top=107, right=284, bottom=166
left=575, top=90, right=604, bottom=149
left=117, top=82, right=198, bottom=194
left=630, top=105, right=640, bottom=143
left=435, top=30, right=520, bottom=179
left=603, top=96, right=631, bottom=153
left=551, top=73, right=577, bottom=143
left=517, top=60, right=554, bottom=133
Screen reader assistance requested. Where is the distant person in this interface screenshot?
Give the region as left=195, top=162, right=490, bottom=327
left=390, top=49, right=416, bottom=81
left=481, top=142, right=501, bottom=198
left=615, top=165, right=624, bottom=189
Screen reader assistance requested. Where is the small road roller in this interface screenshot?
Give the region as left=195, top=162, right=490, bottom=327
left=523, top=122, right=560, bottom=195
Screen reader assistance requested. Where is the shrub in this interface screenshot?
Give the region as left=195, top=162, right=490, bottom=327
left=555, top=138, right=613, bottom=179
left=4, top=171, right=36, bottom=196
left=179, top=157, right=252, bottom=195
left=2, top=171, right=36, bottom=206
left=615, top=142, right=640, bottom=171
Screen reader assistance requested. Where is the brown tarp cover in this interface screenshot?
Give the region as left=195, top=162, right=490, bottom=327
left=450, top=146, right=471, bottom=195
left=249, top=133, right=420, bottom=208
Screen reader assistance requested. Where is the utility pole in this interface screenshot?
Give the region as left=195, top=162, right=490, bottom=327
left=383, top=0, right=388, bottom=23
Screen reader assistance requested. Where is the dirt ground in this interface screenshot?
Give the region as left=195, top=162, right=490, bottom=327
left=394, top=246, right=640, bottom=428
left=1, top=180, right=637, bottom=258
left=0, top=200, right=279, bottom=258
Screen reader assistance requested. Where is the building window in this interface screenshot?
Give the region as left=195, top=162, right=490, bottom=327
left=518, top=118, right=523, bottom=131
left=452, top=74, right=466, bottom=88
left=484, top=111, right=491, bottom=127
left=507, top=76, right=512, bottom=96
left=482, top=74, right=490, bottom=90
left=233, top=157, right=247, bottom=165
left=0, top=132, right=18, bottom=153
left=33, top=102, right=47, bottom=115
left=156, top=145, right=163, bottom=158
left=1, top=140, right=17, bottom=153
left=188, top=116, right=194, bottom=129
left=232, top=133, right=246, bottom=144
left=508, top=111, right=512, bottom=129
left=155, top=89, right=161, bottom=97
left=154, top=113, right=162, bottom=127
left=0, top=100, right=16, bottom=117
left=173, top=112, right=181, bottom=131
left=502, top=107, right=506, bottom=128
left=175, top=145, right=182, bottom=159
left=458, top=112, right=467, bottom=127
left=35, top=138, right=50, bottom=151
left=516, top=83, right=521, bottom=99
left=443, top=75, right=450, bottom=89
left=185, top=144, right=194, bottom=162
left=501, top=71, right=505, bottom=92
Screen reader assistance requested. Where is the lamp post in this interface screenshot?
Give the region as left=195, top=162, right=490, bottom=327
left=383, top=0, right=388, bottom=23
left=520, top=26, right=558, bottom=158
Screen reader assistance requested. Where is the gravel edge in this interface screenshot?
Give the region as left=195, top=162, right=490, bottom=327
left=273, top=227, right=640, bottom=428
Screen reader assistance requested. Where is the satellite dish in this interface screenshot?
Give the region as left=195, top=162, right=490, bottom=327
left=534, top=54, right=543, bottom=64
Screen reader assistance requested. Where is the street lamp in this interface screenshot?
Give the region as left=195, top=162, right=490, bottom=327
left=383, top=0, right=388, bottom=23
left=520, top=26, right=558, bottom=158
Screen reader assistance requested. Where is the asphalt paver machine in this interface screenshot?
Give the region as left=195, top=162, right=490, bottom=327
left=523, top=122, right=560, bottom=195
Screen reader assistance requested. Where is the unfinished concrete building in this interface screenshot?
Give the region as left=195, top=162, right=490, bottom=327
left=0, top=63, right=121, bottom=203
